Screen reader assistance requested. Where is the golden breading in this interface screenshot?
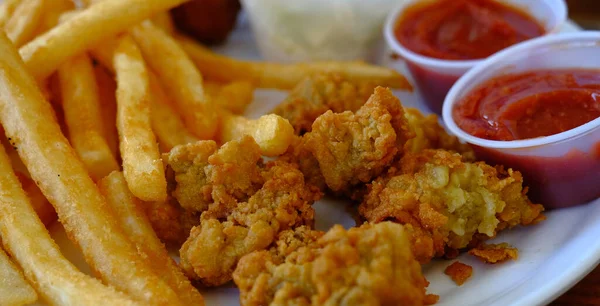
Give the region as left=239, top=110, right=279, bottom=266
left=179, top=159, right=321, bottom=286
left=359, top=149, right=544, bottom=263
left=404, top=108, right=475, bottom=160
left=469, top=242, right=519, bottom=264
left=233, top=222, right=432, bottom=306
left=444, top=261, right=473, bottom=286
left=272, top=74, right=377, bottom=135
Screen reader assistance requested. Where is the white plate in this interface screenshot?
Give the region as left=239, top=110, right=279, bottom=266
left=48, top=18, right=600, bottom=306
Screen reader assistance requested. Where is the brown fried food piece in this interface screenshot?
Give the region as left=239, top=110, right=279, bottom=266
left=272, top=74, right=377, bottom=135
left=171, top=0, right=241, bottom=45
left=144, top=197, right=199, bottom=246
left=302, top=87, right=413, bottom=193
left=233, top=222, right=432, bottom=306
left=359, top=149, right=544, bottom=263
left=404, top=108, right=475, bottom=160
left=444, top=261, right=473, bottom=286
left=180, top=160, right=322, bottom=286
left=469, top=242, right=519, bottom=264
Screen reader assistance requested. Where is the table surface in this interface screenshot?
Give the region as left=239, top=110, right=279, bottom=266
left=551, top=264, right=600, bottom=305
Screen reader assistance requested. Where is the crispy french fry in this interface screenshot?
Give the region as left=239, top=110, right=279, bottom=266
left=176, top=34, right=413, bottom=90
left=0, top=31, right=180, bottom=305
left=114, top=35, right=166, bottom=202
left=58, top=53, right=119, bottom=181
left=99, top=171, right=205, bottom=306
left=19, top=0, right=189, bottom=81
left=5, top=0, right=44, bottom=47
left=94, top=64, right=120, bottom=160
left=15, top=172, right=57, bottom=226
left=0, top=246, right=37, bottom=306
left=151, top=11, right=175, bottom=35
left=219, top=113, right=294, bottom=157
left=0, top=146, right=138, bottom=305
left=206, top=80, right=254, bottom=114
left=149, top=72, right=199, bottom=151
left=33, top=0, right=74, bottom=35
left=130, top=21, right=219, bottom=140
left=0, top=0, right=21, bottom=27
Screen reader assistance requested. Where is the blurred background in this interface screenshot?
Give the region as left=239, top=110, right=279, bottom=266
left=567, top=0, right=600, bottom=29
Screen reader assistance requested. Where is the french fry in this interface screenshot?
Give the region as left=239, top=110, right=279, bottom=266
left=0, top=0, right=21, bottom=27
left=0, top=246, right=38, bottom=306
left=130, top=21, right=219, bottom=140
left=0, top=31, right=181, bottom=305
left=151, top=10, right=175, bottom=35
left=58, top=53, right=119, bottom=181
left=94, top=64, right=120, bottom=160
left=219, top=113, right=294, bottom=157
left=4, top=0, right=44, bottom=47
left=114, top=35, right=167, bottom=202
left=206, top=80, right=254, bottom=114
left=149, top=72, right=199, bottom=151
left=0, top=146, right=138, bottom=305
left=99, top=171, right=205, bottom=306
left=176, top=33, right=413, bottom=90
left=15, top=172, right=57, bottom=226
left=19, top=0, right=189, bottom=81
left=33, top=0, right=74, bottom=35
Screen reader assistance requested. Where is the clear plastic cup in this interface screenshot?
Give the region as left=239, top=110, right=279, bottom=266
left=384, top=0, right=567, bottom=114
left=443, top=32, right=600, bottom=209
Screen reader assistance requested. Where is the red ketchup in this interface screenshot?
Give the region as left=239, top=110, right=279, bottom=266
left=454, top=69, right=600, bottom=208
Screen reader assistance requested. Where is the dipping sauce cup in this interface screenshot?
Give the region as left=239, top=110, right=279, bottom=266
left=443, top=32, right=600, bottom=209
left=385, top=0, right=567, bottom=114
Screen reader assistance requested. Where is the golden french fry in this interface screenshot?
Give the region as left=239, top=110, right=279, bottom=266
left=149, top=72, right=199, bottom=151
left=94, top=64, right=120, bottom=160
left=219, top=113, right=294, bottom=157
left=0, top=146, right=138, bottom=305
left=19, top=0, right=188, bottom=80
left=99, top=171, right=205, bottom=306
left=130, top=21, right=219, bottom=140
left=0, top=0, right=21, bottom=27
left=206, top=80, right=254, bottom=114
left=176, top=34, right=413, bottom=90
left=4, top=0, right=44, bottom=47
left=33, top=0, right=74, bottom=35
left=58, top=53, right=119, bottom=181
left=114, top=35, right=166, bottom=202
left=151, top=10, right=175, bottom=35
left=0, top=246, right=37, bottom=306
left=0, top=31, right=180, bottom=305
left=15, top=172, right=57, bottom=226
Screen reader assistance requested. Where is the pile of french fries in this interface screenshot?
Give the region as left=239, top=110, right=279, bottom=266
left=0, top=0, right=410, bottom=305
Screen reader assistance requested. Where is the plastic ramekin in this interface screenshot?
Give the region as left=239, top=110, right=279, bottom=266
left=443, top=32, right=600, bottom=209
left=384, top=0, right=567, bottom=114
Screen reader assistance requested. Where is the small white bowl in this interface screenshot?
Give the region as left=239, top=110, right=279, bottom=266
left=384, top=0, right=567, bottom=114
left=442, top=32, right=600, bottom=209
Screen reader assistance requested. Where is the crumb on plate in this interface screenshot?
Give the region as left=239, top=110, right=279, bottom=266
left=444, top=261, right=473, bottom=286
left=469, top=242, right=519, bottom=264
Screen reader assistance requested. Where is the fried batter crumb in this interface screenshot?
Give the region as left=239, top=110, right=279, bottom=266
left=444, top=261, right=473, bottom=286
left=469, top=243, right=519, bottom=264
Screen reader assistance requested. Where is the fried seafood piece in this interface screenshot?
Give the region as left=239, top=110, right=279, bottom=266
left=233, top=222, right=432, bottom=306
left=272, top=74, right=377, bottom=135
left=165, top=136, right=264, bottom=212
left=301, top=87, right=413, bottom=193
left=359, top=149, right=544, bottom=263
left=404, top=108, right=475, bottom=160
left=179, top=160, right=322, bottom=286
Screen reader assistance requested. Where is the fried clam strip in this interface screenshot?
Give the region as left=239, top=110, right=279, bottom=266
left=58, top=53, right=119, bottom=181
left=0, top=245, right=37, bottom=306
left=233, top=222, right=433, bottom=306
left=98, top=171, right=204, bottom=305
left=19, top=0, right=189, bottom=81
left=114, top=35, right=167, bottom=202
left=176, top=33, right=413, bottom=90
left=4, top=0, right=44, bottom=47
left=359, top=149, right=545, bottom=263
left=0, top=146, right=137, bottom=305
left=0, top=32, right=181, bottom=305
left=130, top=20, right=219, bottom=140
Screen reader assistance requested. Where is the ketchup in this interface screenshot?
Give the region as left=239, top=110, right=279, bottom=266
left=395, top=0, right=545, bottom=60
left=454, top=69, right=600, bottom=209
